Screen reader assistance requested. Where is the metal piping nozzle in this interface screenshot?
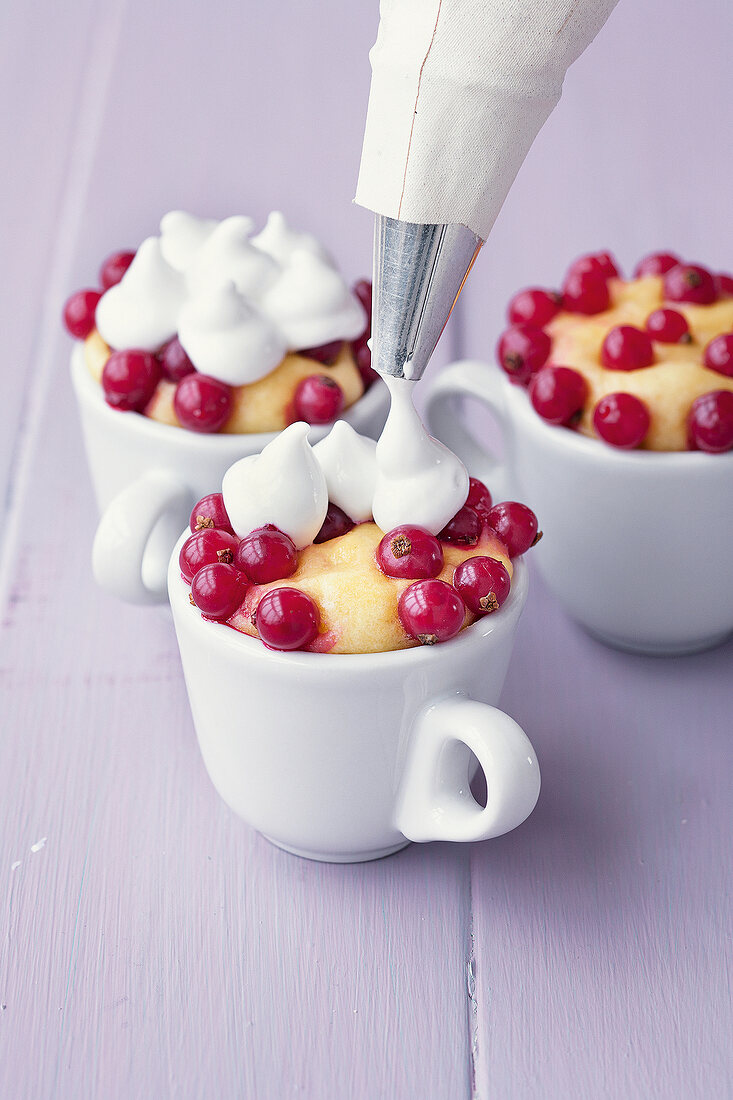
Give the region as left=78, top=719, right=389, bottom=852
left=371, top=215, right=482, bottom=382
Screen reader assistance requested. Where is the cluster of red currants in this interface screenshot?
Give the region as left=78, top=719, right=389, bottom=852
left=495, top=251, right=733, bottom=452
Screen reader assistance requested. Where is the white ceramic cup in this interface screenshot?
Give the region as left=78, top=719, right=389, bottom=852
left=71, top=346, right=389, bottom=604
left=425, top=359, right=733, bottom=655
left=168, top=534, right=540, bottom=862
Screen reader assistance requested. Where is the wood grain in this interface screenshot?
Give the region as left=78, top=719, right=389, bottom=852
left=1, top=1, right=732, bottom=1097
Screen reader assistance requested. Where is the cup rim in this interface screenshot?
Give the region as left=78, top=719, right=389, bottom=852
left=479, top=359, right=733, bottom=470
left=168, top=527, right=528, bottom=670
left=70, top=342, right=388, bottom=452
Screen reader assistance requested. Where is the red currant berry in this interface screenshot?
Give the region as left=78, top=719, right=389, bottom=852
left=234, top=526, right=298, bottom=583
left=158, top=336, right=196, bottom=381
left=299, top=340, right=343, bottom=364
left=601, top=325, right=655, bottom=370
left=191, top=562, right=249, bottom=620
left=663, top=263, right=717, bottom=305
left=438, top=505, right=482, bottom=546
left=102, top=349, right=160, bottom=411
left=174, top=374, right=233, bottom=432
left=703, top=334, right=733, bottom=378
left=715, top=273, right=733, bottom=297
left=398, top=579, right=465, bottom=645
left=63, top=289, right=102, bottom=339
left=687, top=391, right=733, bottom=453
left=566, top=251, right=620, bottom=281
left=99, top=250, right=135, bottom=289
left=376, top=525, right=443, bottom=579
left=561, top=269, right=610, bottom=315
left=352, top=279, right=373, bottom=328
left=529, top=365, right=586, bottom=426
left=314, top=503, right=355, bottom=543
left=189, top=493, right=233, bottom=534
left=496, top=325, right=551, bottom=385
left=633, top=251, right=680, bottom=278
left=507, top=288, right=561, bottom=327
left=293, top=375, right=344, bottom=424
left=593, top=392, right=650, bottom=449
left=645, top=308, right=690, bottom=344
left=465, top=477, right=493, bottom=519
left=179, top=528, right=240, bottom=583
left=255, top=587, right=320, bottom=650
left=453, top=556, right=511, bottom=615
left=485, top=502, right=540, bottom=557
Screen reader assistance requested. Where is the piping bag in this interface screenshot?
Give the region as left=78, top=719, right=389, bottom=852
left=356, top=0, right=619, bottom=381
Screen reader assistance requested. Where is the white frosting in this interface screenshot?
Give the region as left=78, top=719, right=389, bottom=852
left=372, top=377, right=469, bottom=535
left=177, top=282, right=287, bottom=386
left=96, top=210, right=365, bottom=383
left=251, top=210, right=333, bottom=267
left=95, top=237, right=186, bottom=351
left=222, top=422, right=328, bottom=549
left=260, top=251, right=367, bottom=349
left=186, top=216, right=280, bottom=300
left=159, top=211, right=218, bottom=272
left=313, top=422, right=378, bottom=522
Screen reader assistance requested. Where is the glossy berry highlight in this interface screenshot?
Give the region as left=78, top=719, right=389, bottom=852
left=174, top=374, right=233, bottom=432
left=601, top=325, right=655, bottom=371
left=189, top=493, right=233, bottom=534
left=438, top=505, right=482, bottom=546
left=645, top=309, right=690, bottom=345
left=376, top=525, right=443, bottom=580
left=99, top=250, right=135, bottom=289
left=593, top=392, right=650, bottom=449
left=102, top=349, right=160, bottom=411
left=63, top=289, right=102, bottom=339
left=453, top=556, right=511, bottom=615
left=159, top=336, right=196, bottom=381
left=496, top=325, right=551, bottom=385
left=314, top=503, right=355, bottom=543
left=293, top=375, right=344, bottom=424
left=179, top=528, right=240, bottom=583
left=191, top=563, right=249, bottom=620
left=663, top=263, right=717, bottom=305
left=485, top=502, right=540, bottom=557
left=703, top=334, right=733, bottom=378
left=688, top=391, right=733, bottom=453
left=465, top=478, right=493, bottom=520
left=234, top=526, right=298, bottom=584
left=561, top=268, right=610, bottom=315
left=507, top=288, right=560, bottom=328
left=529, top=365, right=586, bottom=426
left=633, top=251, right=680, bottom=278
left=255, top=587, right=320, bottom=651
left=398, top=579, right=465, bottom=645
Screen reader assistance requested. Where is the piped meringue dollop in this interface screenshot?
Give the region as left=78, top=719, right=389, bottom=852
left=95, top=237, right=186, bottom=351
left=159, top=211, right=219, bottom=272
left=260, top=251, right=367, bottom=349
left=251, top=210, right=333, bottom=267
left=372, top=377, right=469, bottom=535
left=222, top=422, right=328, bottom=549
left=177, top=282, right=287, bottom=386
left=313, top=422, right=378, bottom=522
left=186, top=216, right=279, bottom=300
left=96, top=210, right=366, bottom=387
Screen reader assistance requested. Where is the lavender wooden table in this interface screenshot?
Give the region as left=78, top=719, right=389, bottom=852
left=2, top=2, right=732, bottom=1097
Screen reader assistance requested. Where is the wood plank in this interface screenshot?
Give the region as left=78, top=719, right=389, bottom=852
left=470, top=571, right=733, bottom=1099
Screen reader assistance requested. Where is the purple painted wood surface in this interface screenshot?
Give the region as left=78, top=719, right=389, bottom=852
left=1, top=2, right=732, bottom=1098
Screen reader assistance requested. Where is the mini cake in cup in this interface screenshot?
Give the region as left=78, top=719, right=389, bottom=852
left=425, top=250, right=733, bottom=655
left=167, top=419, right=541, bottom=861
left=65, top=212, right=389, bottom=603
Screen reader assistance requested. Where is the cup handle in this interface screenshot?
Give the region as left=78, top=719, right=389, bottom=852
left=394, top=694, right=540, bottom=843
left=92, top=471, right=194, bottom=604
left=425, top=358, right=510, bottom=497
